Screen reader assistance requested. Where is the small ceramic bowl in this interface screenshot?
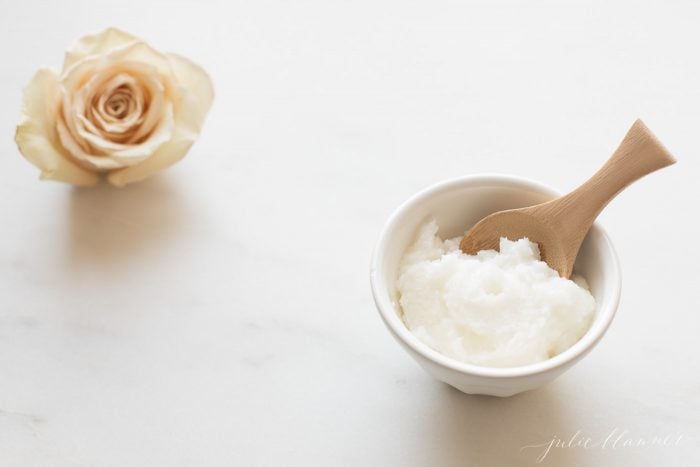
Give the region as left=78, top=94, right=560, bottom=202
left=370, top=174, right=621, bottom=397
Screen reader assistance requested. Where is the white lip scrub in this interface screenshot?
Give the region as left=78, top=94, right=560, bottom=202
left=397, top=220, right=596, bottom=368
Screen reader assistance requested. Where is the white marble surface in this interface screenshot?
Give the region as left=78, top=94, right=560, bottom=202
left=1, top=1, right=699, bottom=466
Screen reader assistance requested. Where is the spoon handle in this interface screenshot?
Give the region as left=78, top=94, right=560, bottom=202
left=551, top=119, right=676, bottom=237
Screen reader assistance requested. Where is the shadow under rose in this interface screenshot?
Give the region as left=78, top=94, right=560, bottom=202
left=67, top=175, right=191, bottom=266
left=422, top=382, right=582, bottom=467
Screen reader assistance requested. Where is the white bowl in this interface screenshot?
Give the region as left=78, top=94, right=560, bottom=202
left=370, top=174, right=621, bottom=397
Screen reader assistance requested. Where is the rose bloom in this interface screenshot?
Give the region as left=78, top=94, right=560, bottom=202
left=15, top=28, right=213, bottom=187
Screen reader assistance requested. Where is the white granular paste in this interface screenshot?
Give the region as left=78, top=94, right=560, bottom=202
left=398, top=220, right=595, bottom=368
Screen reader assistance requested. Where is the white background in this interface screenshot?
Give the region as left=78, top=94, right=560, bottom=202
left=1, top=1, right=698, bottom=466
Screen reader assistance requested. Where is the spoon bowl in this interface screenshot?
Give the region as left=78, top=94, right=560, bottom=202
left=460, top=208, right=571, bottom=276
left=460, top=119, right=676, bottom=277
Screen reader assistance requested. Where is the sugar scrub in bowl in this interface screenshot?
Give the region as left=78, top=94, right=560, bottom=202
left=371, top=121, right=677, bottom=396
left=397, top=220, right=596, bottom=369
left=370, top=175, right=622, bottom=396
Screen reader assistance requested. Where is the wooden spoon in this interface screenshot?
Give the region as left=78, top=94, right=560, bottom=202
left=460, top=119, right=676, bottom=278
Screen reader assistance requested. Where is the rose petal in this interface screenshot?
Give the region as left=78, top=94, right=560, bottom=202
left=63, top=27, right=139, bottom=71
left=60, top=41, right=170, bottom=96
left=89, top=74, right=146, bottom=136
left=61, top=57, right=167, bottom=142
left=166, top=53, right=214, bottom=131
left=56, top=116, right=122, bottom=171
left=15, top=68, right=99, bottom=186
left=64, top=40, right=175, bottom=82
left=59, top=60, right=172, bottom=168
left=90, top=74, right=145, bottom=135
left=107, top=138, right=194, bottom=187
left=106, top=104, right=192, bottom=187
left=75, top=115, right=131, bottom=152
left=62, top=78, right=94, bottom=155
left=106, top=56, right=213, bottom=186
left=110, top=104, right=174, bottom=160
left=112, top=64, right=166, bottom=143
left=78, top=103, right=174, bottom=165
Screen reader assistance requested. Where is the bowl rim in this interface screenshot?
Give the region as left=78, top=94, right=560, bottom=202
left=370, top=173, right=622, bottom=379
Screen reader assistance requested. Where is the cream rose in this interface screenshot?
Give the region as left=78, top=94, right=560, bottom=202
left=15, top=28, right=214, bottom=187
